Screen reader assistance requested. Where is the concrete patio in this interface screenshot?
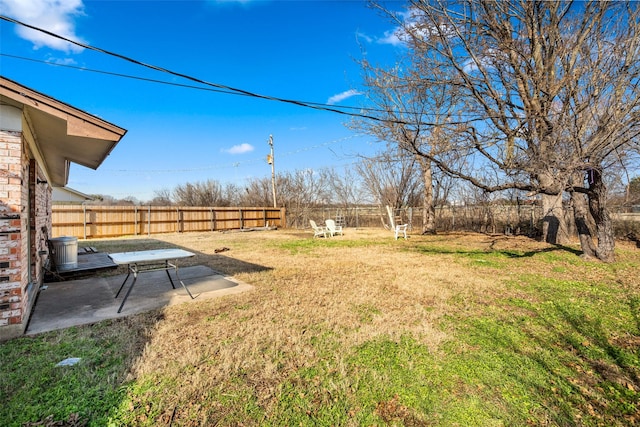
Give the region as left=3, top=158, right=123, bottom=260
left=26, top=265, right=253, bottom=335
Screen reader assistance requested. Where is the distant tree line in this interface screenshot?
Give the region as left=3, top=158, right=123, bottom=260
left=87, top=149, right=639, bottom=227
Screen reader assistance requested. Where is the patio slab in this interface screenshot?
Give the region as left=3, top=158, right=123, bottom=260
left=26, top=265, right=252, bottom=335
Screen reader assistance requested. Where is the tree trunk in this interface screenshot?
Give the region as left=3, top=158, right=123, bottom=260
left=588, top=169, right=616, bottom=263
left=571, top=189, right=597, bottom=259
left=419, top=156, right=436, bottom=234
left=540, top=192, right=570, bottom=245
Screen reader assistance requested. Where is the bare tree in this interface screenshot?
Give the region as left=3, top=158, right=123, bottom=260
left=370, top=0, right=640, bottom=261
left=239, top=178, right=273, bottom=207
left=150, top=188, right=173, bottom=206
left=630, top=177, right=640, bottom=207
left=275, top=169, right=332, bottom=227
left=173, top=179, right=232, bottom=206
left=86, top=194, right=139, bottom=206
left=355, top=149, right=423, bottom=217
left=326, top=167, right=368, bottom=207
left=324, top=167, right=370, bottom=227
left=221, top=182, right=243, bottom=207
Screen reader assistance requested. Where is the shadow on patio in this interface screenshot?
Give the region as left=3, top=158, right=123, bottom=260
left=26, top=239, right=268, bottom=335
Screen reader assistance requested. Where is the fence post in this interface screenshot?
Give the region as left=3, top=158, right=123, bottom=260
left=82, top=204, right=87, bottom=239
left=530, top=206, right=534, bottom=234
left=452, top=206, right=456, bottom=230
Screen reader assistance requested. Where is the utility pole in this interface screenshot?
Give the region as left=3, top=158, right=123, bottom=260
left=267, top=135, right=277, bottom=208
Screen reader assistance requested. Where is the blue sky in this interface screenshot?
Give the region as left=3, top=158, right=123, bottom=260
left=1, top=0, right=405, bottom=201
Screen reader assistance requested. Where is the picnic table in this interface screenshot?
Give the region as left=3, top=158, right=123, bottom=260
left=109, top=249, right=196, bottom=313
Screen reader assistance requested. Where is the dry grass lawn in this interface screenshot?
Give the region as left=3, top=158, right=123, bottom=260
left=6, top=227, right=639, bottom=426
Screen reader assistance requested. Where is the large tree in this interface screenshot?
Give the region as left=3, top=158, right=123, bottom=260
left=369, top=0, right=640, bottom=261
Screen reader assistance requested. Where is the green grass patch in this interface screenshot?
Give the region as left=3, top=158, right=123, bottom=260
left=353, top=303, right=382, bottom=324
left=441, top=274, right=640, bottom=427
left=269, top=335, right=437, bottom=426
left=414, top=243, right=531, bottom=269
left=0, top=325, right=135, bottom=426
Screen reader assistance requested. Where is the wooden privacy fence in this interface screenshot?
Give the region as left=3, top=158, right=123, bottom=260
left=52, top=205, right=286, bottom=239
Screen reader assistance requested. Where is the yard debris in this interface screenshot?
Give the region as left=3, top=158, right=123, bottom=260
left=55, top=357, right=81, bottom=367
left=214, top=247, right=230, bottom=253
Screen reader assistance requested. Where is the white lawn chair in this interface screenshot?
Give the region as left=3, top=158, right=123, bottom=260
left=310, top=220, right=329, bottom=238
left=386, top=206, right=408, bottom=239
left=325, top=219, right=344, bottom=236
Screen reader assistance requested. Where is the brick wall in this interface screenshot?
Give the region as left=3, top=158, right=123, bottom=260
left=0, top=130, right=25, bottom=334
left=0, top=125, right=52, bottom=340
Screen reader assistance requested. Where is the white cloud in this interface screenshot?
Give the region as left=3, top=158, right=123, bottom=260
left=222, top=143, right=254, bottom=154
left=378, top=29, right=405, bottom=46
left=207, top=0, right=257, bottom=7
left=327, top=89, right=361, bottom=105
left=355, top=30, right=373, bottom=44
left=376, top=9, right=414, bottom=46
left=46, top=55, right=77, bottom=66
left=377, top=8, right=455, bottom=47
left=1, top=0, right=86, bottom=53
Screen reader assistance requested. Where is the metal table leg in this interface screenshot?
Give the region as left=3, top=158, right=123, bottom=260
left=114, top=268, right=131, bottom=299
left=117, top=264, right=139, bottom=313
left=165, top=260, right=176, bottom=289
left=115, top=260, right=195, bottom=313
left=170, top=261, right=195, bottom=299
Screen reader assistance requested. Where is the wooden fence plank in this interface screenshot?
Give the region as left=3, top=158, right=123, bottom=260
left=52, top=205, right=286, bottom=238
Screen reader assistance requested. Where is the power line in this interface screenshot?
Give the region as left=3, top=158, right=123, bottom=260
left=75, top=158, right=365, bottom=199
left=0, top=16, right=499, bottom=126
left=98, top=135, right=360, bottom=175
left=0, top=15, right=410, bottom=125
left=1, top=53, right=364, bottom=111
left=1, top=52, right=499, bottom=122
left=0, top=53, right=249, bottom=98
left=0, top=53, right=410, bottom=117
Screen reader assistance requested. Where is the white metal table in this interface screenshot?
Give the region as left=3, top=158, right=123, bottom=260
left=109, top=249, right=196, bottom=313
